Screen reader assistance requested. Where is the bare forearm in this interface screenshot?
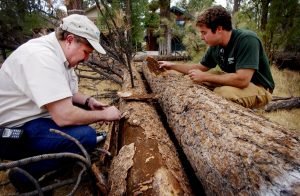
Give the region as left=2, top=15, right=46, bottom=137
left=202, top=72, right=250, bottom=88
left=171, top=63, right=197, bottom=74
left=54, top=107, right=109, bottom=126
left=159, top=61, right=209, bottom=74
left=46, top=98, right=121, bottom=127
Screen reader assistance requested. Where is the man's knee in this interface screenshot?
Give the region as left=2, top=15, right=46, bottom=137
left=214, top=84, right=272, bottom=108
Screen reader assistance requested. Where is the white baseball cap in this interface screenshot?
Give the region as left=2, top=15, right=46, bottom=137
left=60, top=14, right=106, bottom=54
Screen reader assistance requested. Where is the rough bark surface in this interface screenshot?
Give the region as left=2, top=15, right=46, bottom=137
left=133, top=55, right=190, bottom=62
left=265, top=97, right=300, bottom=112
left=142, top=62, right=300, bottom=195
left=108, top=64, right=192, bottom=195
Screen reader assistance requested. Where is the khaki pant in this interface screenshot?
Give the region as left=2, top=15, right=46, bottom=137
left=213, top=83, right=272, bottom=108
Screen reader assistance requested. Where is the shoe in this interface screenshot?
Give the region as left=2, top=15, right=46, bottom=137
left=96, top=131, right=107, bottom=143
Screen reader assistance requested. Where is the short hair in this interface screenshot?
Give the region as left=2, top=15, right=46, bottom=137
left=196, top=6, right=232, bottom=33
left=55, top=27, right=93, bottom=48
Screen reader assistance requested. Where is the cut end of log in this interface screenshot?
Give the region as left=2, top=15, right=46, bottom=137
left=145, top=56, right=165, bottom=76
left=118, top=91, right=158, bottom=102
left=117, top=91, right=133, bottom=98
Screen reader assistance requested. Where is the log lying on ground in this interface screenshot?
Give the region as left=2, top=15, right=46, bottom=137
left=108, top=64, right=193, bottom=195
left=142, top=61, right=300, bottom=195
left=133, top=54, right=190, bottom=62
left=265, top=97, right=300, bottom=112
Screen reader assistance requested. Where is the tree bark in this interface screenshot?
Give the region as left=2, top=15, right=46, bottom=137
left=133, top=54, right=191, bottom=62
left=260, top=0, right=271, bottom=31
left=65, top=0, right=84, bottom=15
left=232, top=0, right=241, bottom=15
left=159, top=0, right=171, bottom=55
left=142, top=61, right=300, bottom=195
left=265, top=97, right=300, bottom=112
left=108, top=65, right=193, bottom=195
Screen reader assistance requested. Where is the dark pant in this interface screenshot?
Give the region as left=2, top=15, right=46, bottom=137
left=1, top=118, right=96, bottom=187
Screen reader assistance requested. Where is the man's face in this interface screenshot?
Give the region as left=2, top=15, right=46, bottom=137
left=65, top=35, right=94, bottom=67
left=198, top=25, right=222, bottom=46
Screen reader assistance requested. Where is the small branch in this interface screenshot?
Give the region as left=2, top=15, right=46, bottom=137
left=265, top=97, right=300, bottom=112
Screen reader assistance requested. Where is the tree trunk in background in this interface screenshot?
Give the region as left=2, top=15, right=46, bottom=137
left=260, top=0, right=271, bottom=30
left=142, top=62, right=300, bottom=195
left=124, top=0, right=135, bottom=88
left=232, top=0, right=241, bottom=15
left=159, top=0, right=171, bottom=55
left=65, top=0, right=84, bottom=15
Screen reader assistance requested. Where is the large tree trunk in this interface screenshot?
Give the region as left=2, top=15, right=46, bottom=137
left=260, top=0, right=271, bottom=31
left=232, top=0, right=241, bottom=15
left=65, top=0, right=84, bottom=15
left=159, top=0, right=172, bottom=55
left=142, top=61, right=300, bottom=195
left=108, top=65, right=193, bottom=195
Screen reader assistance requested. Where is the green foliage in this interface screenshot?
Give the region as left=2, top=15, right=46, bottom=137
left=182, top=22, right=206, bottom=60
left=131, top=0, right=149, bottom=47
left=266, top=0, right=300, bottom=52
left=234, top=0, right=300, bottom=56
left=23, top=12, right=49, bottom=35
left=233, top=8, right=258, bottom=31
left=0, top=0, right=55, bottom=53
left=174, top=0, right=213, bottom=61
left=186, top=0, right=214, bottom=14
left=144, top=11, right=160, bottom=28
left=97, top=0, right=151, bottom=50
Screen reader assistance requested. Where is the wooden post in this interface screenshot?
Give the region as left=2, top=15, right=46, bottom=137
left=142, top=60, right=300, bottom=195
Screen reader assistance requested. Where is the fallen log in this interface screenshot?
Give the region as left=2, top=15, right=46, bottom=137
left=133, top=54, right=190, bottom=62
left=108, top=64, right=193, bottom=195
left=265, top=97, right=300, bottom=112
left=142, top=59, right=300, bottom=195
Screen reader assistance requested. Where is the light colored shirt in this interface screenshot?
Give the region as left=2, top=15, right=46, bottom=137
left=0, top=32, right=78, bottom=127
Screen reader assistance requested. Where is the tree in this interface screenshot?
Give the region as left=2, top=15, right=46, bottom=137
left=233, top=0, right=300, bottom=58
left=232, top=0, right=242, bottom=15
left=65, top=0, right=84, bottom=14
left=158, top=0, right=171, bottom=55
left=0, top=0, right=56, bottom=60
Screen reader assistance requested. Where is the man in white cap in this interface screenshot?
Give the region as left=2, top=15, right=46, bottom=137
left=0, top=14, right=121, bottom=193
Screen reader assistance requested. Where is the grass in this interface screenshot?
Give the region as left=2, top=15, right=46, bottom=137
left=259, top=66, right=300, bottom=131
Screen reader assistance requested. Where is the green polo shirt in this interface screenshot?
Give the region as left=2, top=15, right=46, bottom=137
left=200, top=29, right=275, bottom=91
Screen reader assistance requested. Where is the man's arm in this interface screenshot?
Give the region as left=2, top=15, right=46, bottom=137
left=72, top=92, right=108, bottom=110
left=45, top=97, right=121, bottom=127
left=188, top=68, right=255, bottom=88
left=158, top=61, right=210, bottom=74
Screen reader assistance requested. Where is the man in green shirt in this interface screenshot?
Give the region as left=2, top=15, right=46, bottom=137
left=159, top=6, right=274, bottom=108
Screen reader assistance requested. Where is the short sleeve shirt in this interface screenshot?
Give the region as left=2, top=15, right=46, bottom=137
left=200, top=29, right=275, bottom=90
left=0, top=33, right=78, bottom=127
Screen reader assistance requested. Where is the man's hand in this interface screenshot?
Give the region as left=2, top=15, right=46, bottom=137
left=158, top=61, right=175, bottom=69
left=188, top=69, right=207, bottom=83
left=88, top=97, right=109, bottom=110
left=102, top=106, right=122, bottom=121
